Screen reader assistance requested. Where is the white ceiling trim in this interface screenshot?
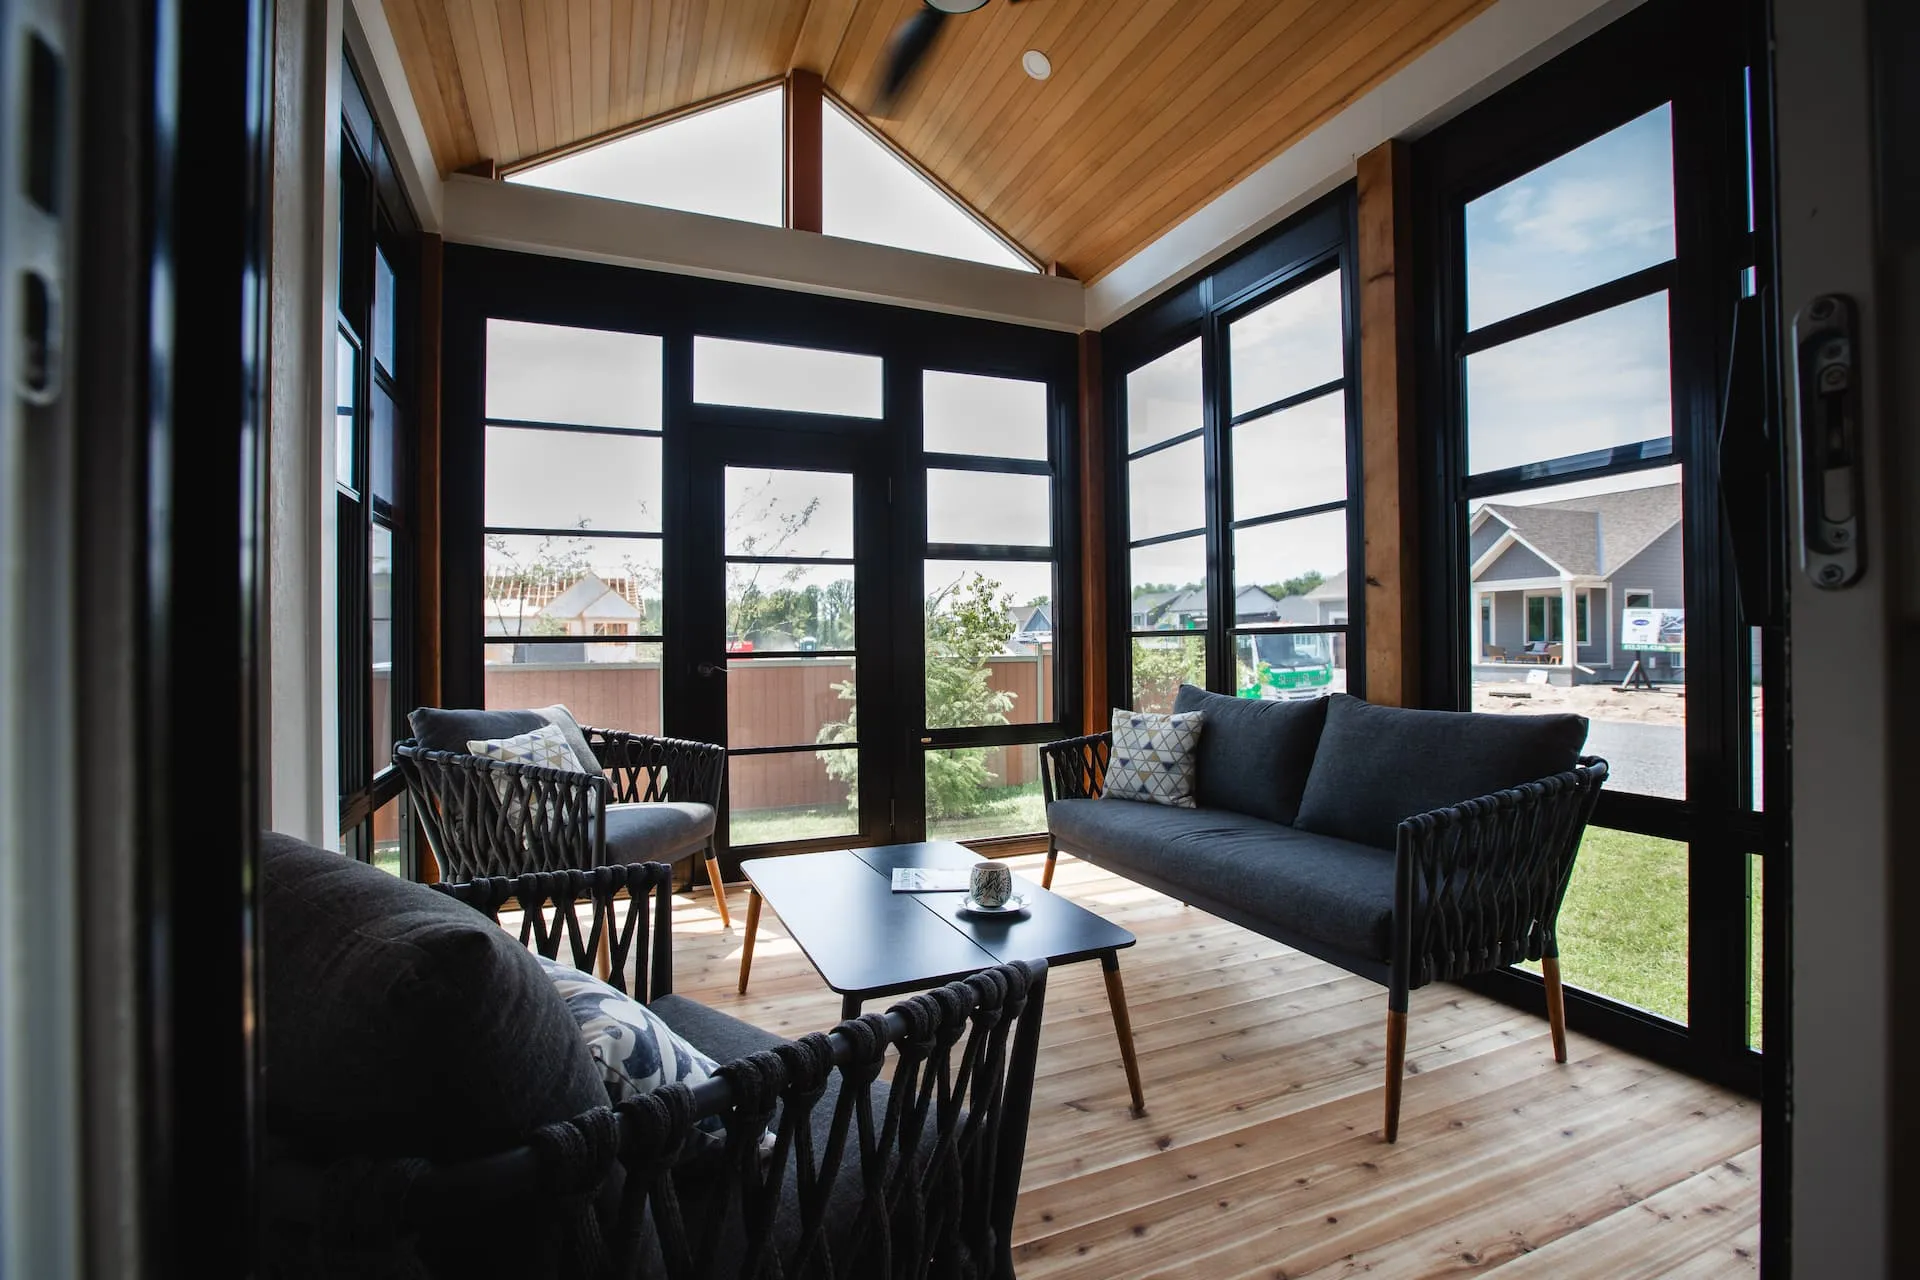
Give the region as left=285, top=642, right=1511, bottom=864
left=1084, top=0, right=1651, bottom=330
left=345, top=0, right=445, bottom=231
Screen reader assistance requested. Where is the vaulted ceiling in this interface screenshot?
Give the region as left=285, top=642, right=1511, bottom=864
left=381, top=0, right=1494, bottom=281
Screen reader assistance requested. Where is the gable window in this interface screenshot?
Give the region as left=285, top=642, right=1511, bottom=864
left=507, top=85, right=785, bottom=225
left=1108, top=195, right=1360, bottom=713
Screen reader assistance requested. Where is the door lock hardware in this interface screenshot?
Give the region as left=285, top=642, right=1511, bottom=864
left=1791, top=293, right=1865, bottom=589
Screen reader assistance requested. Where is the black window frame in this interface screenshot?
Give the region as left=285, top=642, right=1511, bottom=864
left=336, top=56, right=420, bottom=875
left=439, top=249, right=1082, bottom=857
left=1103, top=190, right=1365, bottom=714
left=1412, top=0, right=1774, bottom=1095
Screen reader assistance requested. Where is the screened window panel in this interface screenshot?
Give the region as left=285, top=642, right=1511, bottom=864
left=928, top=470, right=1051, bottom=547
left=486, top=320, right=664, bottom=430
left=1228, top=271, right=1344, bottom=415
left=727, top=656, right=857, bottom=750
left=1231, top=391, right=1347, bottom=520
left=370, top=384, right=397, bottom=508
left=730, top=751, right=858, bottom=847
left=335, top=331, right=357, bottom=488
left=725, top=468, right=855, bottom=558
left=483, top=642, right=664, bottom=735
left=1129, top=535, right=1207, bottom=633
left=1466, top=291, right=1674, bottom=476
left=483, top=535, right=664, bottom=639
left=1128, top=437, right=1205, bottom=541
left=485, top=427, right=662, bottom=533
left=727, top=563, right=858, bottom=650
left=1466, top=104, right=1676, bottom=330
left=1231, top=510, right=1348, bottom=607
left=923, top=370, right=1048, bottom=460
left=924, top=560, right=1055, bottom=728
left=695, top=337, right=883, bottom=419
left=1125, top=339, right=1202, bottom=452
left=373, top=248, right=396, bottom=377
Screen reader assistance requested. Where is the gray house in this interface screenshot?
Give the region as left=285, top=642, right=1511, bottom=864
left=1132, top=584, right=1287, bottom=630
left=1469, top=484, right=1683, bottom=683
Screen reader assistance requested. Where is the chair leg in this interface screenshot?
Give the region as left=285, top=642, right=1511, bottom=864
left=737, top=889, right=762, bottom=995
left=1542, top=954, right=1569, bottom=1064
left=704, top=843, right=732, bottom=929
left=1041, top=840, right=1059, bottom=890
left=1382, top=1006, right=1408, bottom=1143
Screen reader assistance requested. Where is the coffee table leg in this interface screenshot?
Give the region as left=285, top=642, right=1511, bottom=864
left=840, top=994, right=862, bottom=1022
left=737, top=889, right=762, bottom=995
left=1101, top=951, right=1146, bottom=1115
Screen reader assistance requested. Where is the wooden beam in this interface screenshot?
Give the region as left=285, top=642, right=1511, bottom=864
left=1078, top=330, right=1109, bottom=733
left=786, top=68, right=824, bottom=233
left=1356, top=139, right=1419, bottom=707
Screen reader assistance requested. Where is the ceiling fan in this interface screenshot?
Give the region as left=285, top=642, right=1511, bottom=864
left=878, top=0, right=1028, bottom=114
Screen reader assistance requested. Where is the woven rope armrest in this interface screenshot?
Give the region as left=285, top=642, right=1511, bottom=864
left=434, top=861, right=677, bottom=1000
left=586, top=729, right=727, bottom=807
left=395, top=740, right=611, bottom=882
left=1039, top=732, right=1112, bottom=802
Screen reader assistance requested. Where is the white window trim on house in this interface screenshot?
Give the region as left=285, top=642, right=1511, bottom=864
left=1522, top=586, right=1591, bottom=646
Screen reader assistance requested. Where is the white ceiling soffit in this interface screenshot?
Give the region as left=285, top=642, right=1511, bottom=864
left=1086, top=0, right=1651, bottom=331
left=442, top=177, right=1086, bottom=332
left=346, top=0, right=445, bottom=231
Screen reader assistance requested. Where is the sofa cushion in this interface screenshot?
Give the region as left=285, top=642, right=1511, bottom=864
left=1293, top=694, right=1588, bottom=851
left=1173, top=684, right=1329, bottom=825
left=1048, top=798, right=1400, bottom=960
left=260, top=832, right=606, bottom=1162
left=606, top=801, right=716, bottom=863
left=409, top=703, right=601, bottom=774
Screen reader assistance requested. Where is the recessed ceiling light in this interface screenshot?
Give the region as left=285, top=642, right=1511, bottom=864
left=1022, top=49, right=1052, bottom=81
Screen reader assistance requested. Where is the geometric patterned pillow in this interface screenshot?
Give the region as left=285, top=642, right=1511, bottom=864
left=1103, top=708, right=1205, bottom=808
left=467, top=721, right=588, bottom=831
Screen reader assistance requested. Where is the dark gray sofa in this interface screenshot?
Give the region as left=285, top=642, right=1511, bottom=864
left=1041, top=688, right=1607, bottom=1142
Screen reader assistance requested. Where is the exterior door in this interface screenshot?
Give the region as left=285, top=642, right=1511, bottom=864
left=683, top=427, right=894, bottom=874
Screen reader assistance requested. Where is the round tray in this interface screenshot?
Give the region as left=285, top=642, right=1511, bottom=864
left=957, top=892, right=1031, bottom=918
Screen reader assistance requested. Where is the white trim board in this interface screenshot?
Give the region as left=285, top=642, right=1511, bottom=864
left=1085, top=0, right=1651, bottom=329
left=345, top=0, right=444, bottom=230
left=442, top=176, right=1087, bottom=332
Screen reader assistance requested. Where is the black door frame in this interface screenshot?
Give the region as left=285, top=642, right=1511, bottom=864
left=1411, top=0, right=1777, bottom=1096
left=681, top=421, right=896, bottom=875
left=441, top=247, right=1083, bottom=860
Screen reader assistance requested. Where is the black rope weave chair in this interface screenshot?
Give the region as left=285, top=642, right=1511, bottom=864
left=395, top=724, right=734, bottom=926
left=1041, top=730, right=1607, bottom=1141
left=264, top=861, right=1049, bottom=1280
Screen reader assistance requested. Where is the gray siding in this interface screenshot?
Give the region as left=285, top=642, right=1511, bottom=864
left=1493, top=593, right=1525, bottom=654
left=1469, top=518, right=1510, bottom=563
left=1580, top=585, right=1609, bottom=665
left=1478, top=541, right=1558, bottom=582
left=1609, top=524, right=1685, bottom=608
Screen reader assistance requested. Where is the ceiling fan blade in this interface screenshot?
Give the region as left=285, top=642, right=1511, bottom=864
left=877, top=6, right=947, bottom=114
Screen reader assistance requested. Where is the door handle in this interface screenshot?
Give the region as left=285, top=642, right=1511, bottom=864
left=1791, top=293, right=1865, bottom=589
left=696, top=662, right=729, bottom=678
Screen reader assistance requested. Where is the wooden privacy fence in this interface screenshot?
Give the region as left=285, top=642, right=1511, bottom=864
left=478, top=655, right=1049, bottom=811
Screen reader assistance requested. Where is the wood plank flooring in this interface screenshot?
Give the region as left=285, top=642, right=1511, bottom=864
left=666, top=851, right=1759, bottom=1280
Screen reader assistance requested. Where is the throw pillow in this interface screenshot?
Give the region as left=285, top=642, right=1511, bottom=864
left=468, top=721, right=590, bottom=832
left=1103, top=708, right=1205, bottom=808
left=536, top=954, right=723, bottom=1106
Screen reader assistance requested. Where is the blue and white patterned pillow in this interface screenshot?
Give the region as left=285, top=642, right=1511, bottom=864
left=535, top=955, right=721, bottom=1110
left=1104, top=708, right=1205, bottom=808
left=467, top=722, right=589, bottom=833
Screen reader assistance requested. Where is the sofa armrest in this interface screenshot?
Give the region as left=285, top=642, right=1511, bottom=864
left=584, top=728, right=726, bottom=807
left=394, top=740, right=611, bottom=881
left=1041, top=732, right=1113, bottom=802
left=434, top=861, right=677, bottom=1001
left=1392, top=756, right=1609, bottom=990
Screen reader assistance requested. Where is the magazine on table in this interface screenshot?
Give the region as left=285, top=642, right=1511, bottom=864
left=890, top=867, right=972, bottom=893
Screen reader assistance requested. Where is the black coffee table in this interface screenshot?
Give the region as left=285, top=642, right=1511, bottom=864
left=738, top=840, right=1145, bottom=1113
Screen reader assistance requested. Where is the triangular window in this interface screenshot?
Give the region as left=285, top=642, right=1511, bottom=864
left=508, top=86, right=785, bottom=227
left=823, top=101, right=1034, bottom=272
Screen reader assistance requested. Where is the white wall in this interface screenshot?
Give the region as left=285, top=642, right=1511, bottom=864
left=442, top=175, right=1087, bottom=332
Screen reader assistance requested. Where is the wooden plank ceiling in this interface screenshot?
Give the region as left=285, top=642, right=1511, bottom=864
left=382, top=0, right=1495, bottom=281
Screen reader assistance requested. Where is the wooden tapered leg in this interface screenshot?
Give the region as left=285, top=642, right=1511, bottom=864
left=1542, top=955, right=1569, bottom=1064
left=1101, top=952, right=1146, bottom=1115
left=1041, top=842, right=1059, bottom=889
left=705, top=848, right=733, bottom=929
left=737, top=889, right=762, bottom=995
left=1383, top=1008, right=1408, bottom=1143
left=595, top=918, right=613, bottom=983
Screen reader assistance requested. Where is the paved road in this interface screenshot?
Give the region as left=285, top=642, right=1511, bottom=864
left=1580, top=719, right=1766, bottom=803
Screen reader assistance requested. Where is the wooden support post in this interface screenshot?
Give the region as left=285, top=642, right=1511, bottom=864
left=1078, top=330, right=1108, bottom=732
left=1356, top=140, right=1420, bottom=707
left=785, top=70, right=824, bottom=233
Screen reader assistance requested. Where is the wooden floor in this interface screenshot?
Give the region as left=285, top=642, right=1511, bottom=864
left=668, top=851, right=1760, bottom=1280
